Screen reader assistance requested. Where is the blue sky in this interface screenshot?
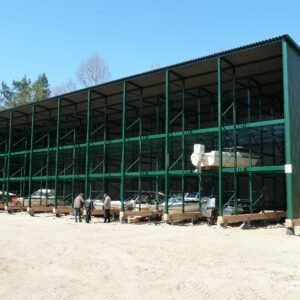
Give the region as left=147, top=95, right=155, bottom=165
left=0, top=0, right=299, bottom=90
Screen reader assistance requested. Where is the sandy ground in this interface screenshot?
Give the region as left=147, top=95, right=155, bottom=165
left=0, top=212, right=300, bottom=300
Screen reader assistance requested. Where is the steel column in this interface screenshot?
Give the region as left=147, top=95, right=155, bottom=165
left=5, top=111, right=13, bottom=206
left=28, top=106, right=36, bottom=208
left=54, top=98, right=61, bottom=209
left=164, top=70, right=170, bottom=214
left=282, top=39, right=293, bottom=219
left=120, top=81, right=127, bottom=211
left=103, top=98, right=108, bottom=194
left=85, top=89, right=91, bottom=199
left=181, top=80, right=185, bottom=213
left=217, top=58, right=223, bottom=215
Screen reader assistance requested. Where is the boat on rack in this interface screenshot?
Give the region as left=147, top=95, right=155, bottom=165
left=191, top=144, right=259, bottom=169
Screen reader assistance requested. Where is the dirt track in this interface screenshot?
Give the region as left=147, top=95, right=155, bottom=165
left=0, top=212, right=300, bottom=300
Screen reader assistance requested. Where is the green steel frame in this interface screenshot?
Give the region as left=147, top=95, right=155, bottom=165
left=0, top=35, right=298, bottom=220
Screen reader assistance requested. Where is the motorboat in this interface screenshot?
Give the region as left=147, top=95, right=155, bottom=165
left=191, top=144, right=259, bottom=169
left=161, top=192, right=217, bottom=217
left=21, top=189, right=65, bottom=206
left=131, top=191, right=165, bottom=210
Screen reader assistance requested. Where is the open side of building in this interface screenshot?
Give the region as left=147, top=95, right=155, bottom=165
left=1, top=35, right=300, bottom=230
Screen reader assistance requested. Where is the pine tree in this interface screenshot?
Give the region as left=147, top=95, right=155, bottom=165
left=12, top=75, right=32, bottom=106
left=32, top=73, right=51, bottom=101
left=0, top=81, right=13, bottom=107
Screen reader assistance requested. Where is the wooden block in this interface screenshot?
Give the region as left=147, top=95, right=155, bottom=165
left=218, top=211, right=286, bottom=225
left=0, top=204, right=4, bottom=210
left=285, top=218, right=300, bottom=228
left=127, top=217, right=140, bottom=224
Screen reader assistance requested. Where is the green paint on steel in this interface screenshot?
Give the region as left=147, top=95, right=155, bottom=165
left=103, top=97, right=108, bottom=195
left=284, top=39, right=300, bottom=219
left=232, top=67, right=237, bottom=213
left=282, top=39, right=293, bottom=220
left=181, top=80, right=185, bottom=213
left=0, top=118, right=285, bottom=158
left=84, top=89, right=91, bottom=199
left=54, top=98, right=61, bottom=209
left=28, top=105, right=36, bottom=208
left=5, top=111, right=13, bottom=206
left=120, top=81, right=127, bottom=211
left=217, top=57, right=223, bottom=216
left=164, top=70, right=169, bottom=214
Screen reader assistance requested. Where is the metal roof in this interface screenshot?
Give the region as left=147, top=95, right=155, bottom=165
left=0, top=34, right=297, bottom=119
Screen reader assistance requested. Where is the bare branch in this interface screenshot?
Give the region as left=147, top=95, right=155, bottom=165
left=52, top=79, right=77, bottom=96
left=77, top=53, right=110, bottom=87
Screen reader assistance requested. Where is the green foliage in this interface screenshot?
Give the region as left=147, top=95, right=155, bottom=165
left=0, top=73, right=51, bottom=108
left=12, top=75, right=32, bottom=106
left=32, top=73, right=51, bottom=102
left=0, top=81, right=13, bottom=107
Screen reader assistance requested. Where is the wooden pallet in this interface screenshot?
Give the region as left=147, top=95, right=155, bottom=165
left=217, top=211, right=286, bottom=225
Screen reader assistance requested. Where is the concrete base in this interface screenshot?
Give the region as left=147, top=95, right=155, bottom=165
left=4, top=205, right=8, bottom=211
left=286, top=227, right=295, bottom=236
left=285, top=218, right=300, bottom=228
left=27, top=207, right=33, bottom=213
left=119, top=211, right=125, bottom=221
left=217, top=223, right=227, bottom=229
left=27, top=207, right=34, bottom=216
left=240, top=221, right=252, bottom=230
left=52, top=208, right=57, bottom=214
left=163, top=214, right=170, bottom=221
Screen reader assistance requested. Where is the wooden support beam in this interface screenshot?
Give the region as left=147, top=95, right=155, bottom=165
left=217, top=211, right=286, bottom=225
left=124, top=210, right=157, bottom=218
left=31, top=206, right=54, bottom=213
left=90, top=209, right=117, bottom=216
left=53, top=207, right=74, bottom=215
left=165, top=211, right=202, bottom=222
left=5, top=206, right=28, bottom=212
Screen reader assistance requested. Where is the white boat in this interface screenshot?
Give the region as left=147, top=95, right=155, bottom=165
left=191, top=144, right=259, bottom=169
left=161, top=192, right=216, bottom=216
left=132, top=191, right=165, bottom=210
left=21, top=189, right=65, bottom=206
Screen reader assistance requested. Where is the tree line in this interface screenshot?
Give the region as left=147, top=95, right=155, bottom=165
left=0, top=54, right=110, bottom=109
